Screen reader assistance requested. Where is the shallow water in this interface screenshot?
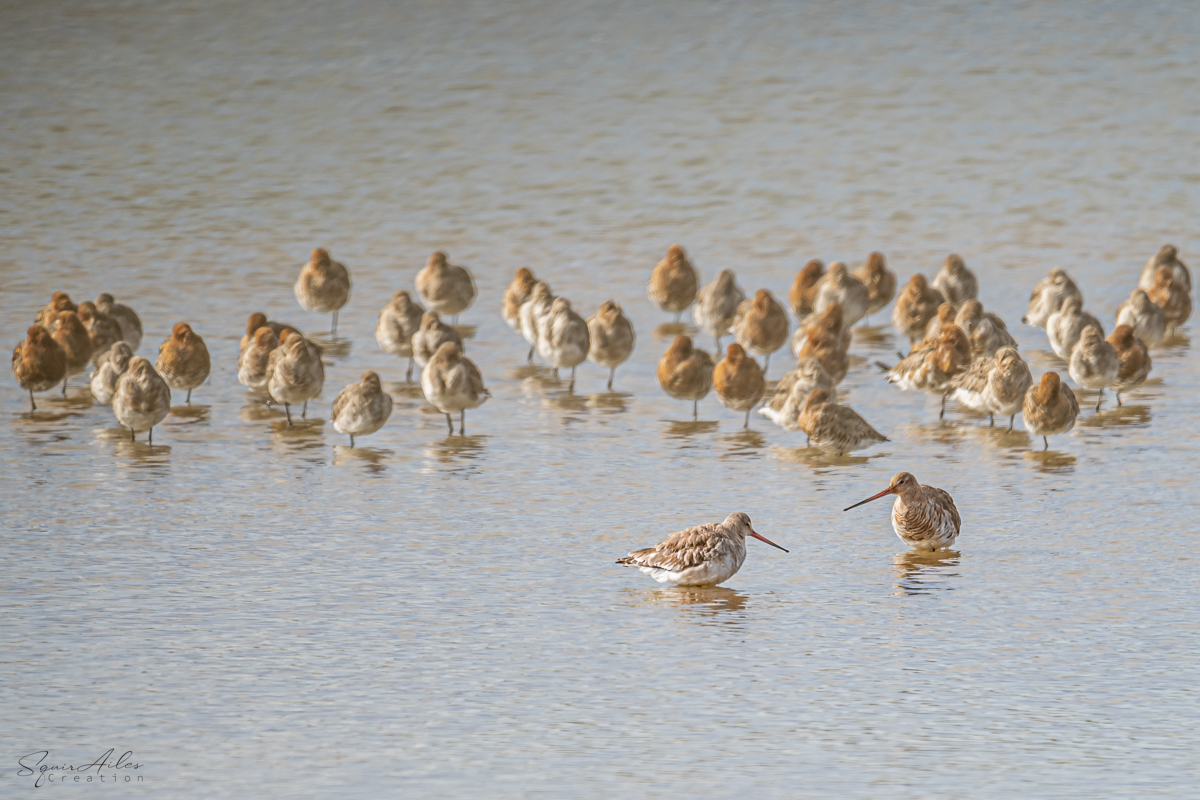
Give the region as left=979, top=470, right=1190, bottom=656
left=3, top=1, right=1200, bottom=796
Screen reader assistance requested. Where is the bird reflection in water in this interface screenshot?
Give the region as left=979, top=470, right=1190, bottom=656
left=586, top=392, right=631, bottom=414
left=269, top=416, right=326, bottom=459
left=970, top=425, right=1032, bottom=452
left=450, top=324, right=478, bottom=340
left=168, top=403, right=210, bottom=424
left=332, top=445, right=389, bottom=474
left=892, top=549, right=961, bottom=596
left=770, top=444, right=875, bottom=470
left=1076, top=402, right=1151, bottom=430
left=652, top=321, right=695, bottom=341
left=663, top=419, right=719, bottom=440
left=643, top=586, right=749, bottom=623
left=425, top=434, right=486, bottom=474
left=1024, top=447, right=1076, bottom=474
left=305, top=333, right=352, bottom=360
left=240, top=398, right=281, bottom=423
left=903, top=419, right=971, bottom=448
left=111, top=437, right=172, bottom=475
left=717, top=427, right=766, bottom=458
left=384, top=381, right=426, bottom=401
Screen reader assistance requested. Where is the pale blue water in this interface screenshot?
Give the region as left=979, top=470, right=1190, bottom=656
left=2, top=1, right=1199, bottom=797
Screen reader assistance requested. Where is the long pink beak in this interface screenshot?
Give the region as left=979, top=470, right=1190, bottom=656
left=749, top=528, right=788, bottom=552
left=844, top=487, right=893, bottom=511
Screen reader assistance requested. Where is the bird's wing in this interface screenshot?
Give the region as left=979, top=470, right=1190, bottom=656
left=618, top=524, right=727, bottom=570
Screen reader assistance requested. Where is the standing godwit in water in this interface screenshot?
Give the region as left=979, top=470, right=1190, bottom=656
left=647, top=244, right=699, bottom=322
left=411, top=312, right=463, bottom=371
left=537, top=297, right=590, bottom=391
left=1147, top=267, right=1192, bottom=334
left=954, top=300, right=1017, bottom=358
left=238, top=327, right=279, bottom=395
left=692, top=269, right=744, bottom=350
left=732, top=289, right=789, bottom=377
left=421, top=341, right=490, bottom=435
left=948, top=347, right=1032, bottom=430
left=1068, top=326, right=1118, bottom=411
left=51, top=310, right=93, bottom=395
left=853, top=251, right=897, bottom=322
left=376, top=290, right=425, bottom=382
left=294, top=248, right=350, bottom=334
left=416, top=251, right=476, bottom=324
left=11, top=325, right=66, bottom=411
left=1022, top=372, right=1079, bottom=450
left=112, top=356, right=172, bottom=443
left=90, top=341, right=134, bottom=406
left=788, top=259, right=825, bottom=322
left=519, top=281, right=554, bottom=363
left=844, top=472, right=961, bottom=551
left=792, top=303, right=852, bottom=383
left=331, top=371, right=393, bottom=447
left=617, top=512, right=788, bottom=586
left=813, top=261, right=870, bottom=327
left=157, top=322, right=211, bottom=405
left=656, top=335, right=713, bottom=420
left=1115, top=288, right=1166, bottom=349
left=587, top=300, right=636, bottom=390
left=1139, top=244, right=1190, bottom=293
left=1023, top=268, right=1082, bottom=328
left=95, top=293, right=143, bottom=351
left=892, top=274, right=945, bottom=345
left=932, top=254, right=978, bottom=306
left=797, top=389, right=887, bottom=455
left=760, top=357, right=837, bottom=429
left=1106, top=325, right=1151, bottom=406
left=267, top=329, right=325, bottom=424
left=1047, top=298, right=1103, bottom=360
left=713, top=343, right=765, bottom=428
left=502, top=268, right=538, bottom=331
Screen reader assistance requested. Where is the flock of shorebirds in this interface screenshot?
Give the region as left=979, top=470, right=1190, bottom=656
left=11, top=242, right=1191, bottom=585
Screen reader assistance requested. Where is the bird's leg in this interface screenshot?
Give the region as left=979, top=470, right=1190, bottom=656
left=407, top=356, right=415, bottom=383
left=129, top=427, right=135, bottom=442
left=349, top=434, right=355, bottom=447
left=445, top=413, right=453, bottom=434
left=460, top=409, right=466, bottom=436
left=744, top=408, right=751, bottom=428
left=989, top=414, right=994, bottom=427
left=1116, top=392, right=1122, bottom=407
left=939, top=393, right=947, bottom=420
left=553, top=367, right=559, bottom=380
left=692, top=399, right=698, bottom=420
left=806, top=433, right=810, bottom=446
left=302, top=400, right=308, bottom=419
left=331, top=311, right=338, bottom=335
left=1043, top=435, right=1049, bottom=451
left=569, top=366, right=576, bottom=393
left=453, top=314, right=460, bottom=326
left=148, top=427, right=153, bottom=445
left=674, top=311, right=682, bottom=323
left=607, top=367, right=615, bottom=391
left=763, top=353, right=771, bottom=378
left=527, top=345, right=534, bottom=364
left=284, top=403, right=293, bottom=426
left=1095, top=390, right=1103, bottom=413
left=29, top=389, right=36, bottom=412
left=897, top=350, right=906, bottom=360
left=186, top=388, right=192, bottom=405
left=1006, top=414, right=1015, bottom=433
left=62, top=377, right=68, bottom=396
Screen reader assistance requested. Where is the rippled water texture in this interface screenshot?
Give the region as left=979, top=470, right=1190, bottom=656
left=3, top=1, right=1199, bottom=796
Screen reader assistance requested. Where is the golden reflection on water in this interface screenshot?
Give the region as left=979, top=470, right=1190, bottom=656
left=637, top=586, right=750, bottom=622
left=332, top=444, right=390, bottom=473
left=423, top=434, right=487, bottom=474
left=892, top=550, right=961, bottom=596
left=651, top=321, right=696, bottom=341
left=168, top=404, right=211, bottom=424
left=1023, top=448, right=1077, bottom=474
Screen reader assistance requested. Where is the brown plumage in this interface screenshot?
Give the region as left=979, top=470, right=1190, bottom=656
left=657, top=335, right=714, bottom=419
left=415, top=251, right=476, bottom=321
left=954, top=300, right=1017, bottom=357
left=885, top=324, right=971, bottom=418
left=94, top=293, right=143, bottom=351
left=331, top=371, right=393, bottom=447
left=1139, top=244, right=1191, bottom=293
left=844, top=472, right=961, bottom=551
left=502, top=267, right=538, bottom=329
left=34, top=292, right=77, bottom=329
left=713, top=343, right=765, bottom=427
left=420, top=341, right=490, bottom=435
left=1022, top=371, right=1079, bottom=450
left=267, top=329, right=326, bottom=424
left=797, top=389, right=887, bottom=455
left=647, top=244, right=699, bottom=318
left=1106, top=325, right=1151, bottom=405
left=411, top=311, right=464, bottom=368
left=759, top=358, right=837, bottom=430
left=788, top=259, right=825, bottom=320
left=156, top=322, right=211, bottom=404
left=892, top=274, right=945, bottom=344
left=797, top=303, right=851, bottom=384
left=112, top=356, right=172, bottom=443
left=932, top=254, right=978, bottom=306
left=731, top=289, right=789, bottom=376
left=295, top=247, right=351, bottom=333
left=238, top=327, right=279, bottom=394
left=240, top=312, right=296, bottom=354
left=853, top=251, right=897, bottom=317
left=587, top=300, right=636, bottom=390
left=923, top=302, right=959, bottom=340
left=12, top=325, right=67, bottom=410
left=51, top=310, right=93, bottom=393
left=375, top=291, right=426, bottom=381
left=76, top=301, right=123, bottom=363
left=1147, top=266, right=1192, bottom=332
left=1023, top=268, right=1083, bottom=328
left=617, top=512, right=787, bottom=586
